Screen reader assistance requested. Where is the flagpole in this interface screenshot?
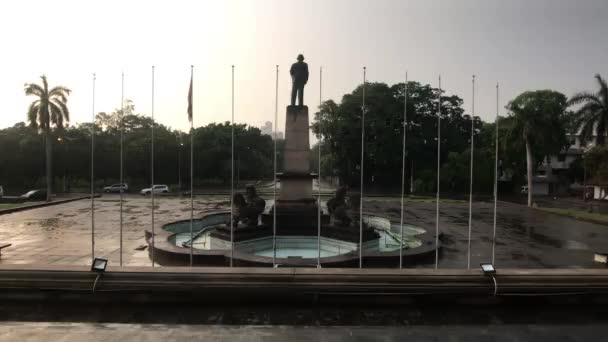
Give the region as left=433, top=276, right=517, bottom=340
left=492, top=82, right=499, bottom=265
left=317, top=66, right=322, bottom=268
left=230, top=65, right=235, bottom=267
left=91, top=72, right=96, bottom=264
left=120, top=71, right=124, bottom=267
left=189, top=65, right=194, bottom=267
left=359, top=66, right=366, bottom=269
left=273, top=65, right=278, bottom=267
left=399, top=71, right=408, bottom=269
left=435, top=75, right=441, bottom=270
left=467, top=75, right=475, bottom=270
left=151, top=65, right=156, bottom=267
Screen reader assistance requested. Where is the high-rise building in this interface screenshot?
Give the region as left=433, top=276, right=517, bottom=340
left=260, top=121, right=283, bottom=140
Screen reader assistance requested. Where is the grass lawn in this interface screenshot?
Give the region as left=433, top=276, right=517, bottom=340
left=366, top=196, right=466, bottom=203
left=0, top=203, right=25, bottom=210
left=537, top=207, right=608, bottom=224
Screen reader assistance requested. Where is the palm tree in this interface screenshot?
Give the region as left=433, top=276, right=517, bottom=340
left=24, top=75, right=71, bottom=202
left=505, top=90, right=568, bottom=207
left=568, top=74, right=608, bottom=146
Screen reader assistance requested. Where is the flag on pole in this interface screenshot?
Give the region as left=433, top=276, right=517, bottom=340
left=187, top=71, right=193, bottom=123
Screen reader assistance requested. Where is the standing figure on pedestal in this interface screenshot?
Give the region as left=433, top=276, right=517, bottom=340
left=290, top=54, right=309, bottom=106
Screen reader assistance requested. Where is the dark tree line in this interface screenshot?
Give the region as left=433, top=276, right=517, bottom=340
left=0, top=101, right=279, bottom=194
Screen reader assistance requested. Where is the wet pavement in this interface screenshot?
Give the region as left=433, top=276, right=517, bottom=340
left=2, top=322, right=607, bottom=342
left=0, top=194, right=606, bottom=268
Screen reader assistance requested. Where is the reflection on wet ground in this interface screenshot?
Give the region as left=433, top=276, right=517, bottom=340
left=368, top=199, right=608, bottom=269
left=0, top=194, right=606, bottom=268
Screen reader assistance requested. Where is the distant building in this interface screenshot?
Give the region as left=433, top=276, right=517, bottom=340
left=529, top=133, right=594, bottom=196
left=589, top=177, right=608, bottom=201
left=260, top=121, right=283, bottom=140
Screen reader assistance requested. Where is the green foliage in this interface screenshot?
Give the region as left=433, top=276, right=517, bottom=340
left=0, top=100, right=277, bottom=193
left=585, top=145, right=608, bottom=183
left=25, top=75, right=71, bottom=131
left=504, top=89, right=569, bottom=206
left=312, top=81, right=480, bottom=190
left=24, top=75, right=72, bottom=200
left=504, top=90, right=569, bottom=159
left=568, top=74, right=608, bottom=146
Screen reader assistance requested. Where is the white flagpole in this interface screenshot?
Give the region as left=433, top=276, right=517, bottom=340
left=120, top=71, right=124, bottom=267
left=189, top=65, right=194, bottom=267
left=467, top=75, right=475, bottom=270
left=399, top=71, right=408, bottom=269
left=91, top=73, right=96, bottom=264
left=435, top=75, right=441, bottom=270
left=317, top=66, right=322, bottom=268
left=230, top=65, right=235, bottom=267
left=273, top=65, right=278, bottom=267
left=151, top=65, right=156, bottom=267
left=492, top=82, right=499, bottom=265
left=359, top=66, right=366, bottom=269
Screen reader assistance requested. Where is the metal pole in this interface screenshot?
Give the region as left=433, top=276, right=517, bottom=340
left=151, top=65, right=155, bottom=267
left=91, top=73, right=96, bottom=264
left=178, top=134, right=182, bottom=190
left=317, top=66, right=322, bottom=268
left=189, top=65, right=194, bottom=267
left=435, top=75, right=441, bottom=270
left=492, top=82, right=499, bottom=265
left=467, top=75, right=475, bottom=270
left=359, top=67, right=366, bottom=269
left=120, top=72, right=124, bottom=267
left=399, top=71, right=408, bottom=269
left=230, top=65, right=235, bottom=267
left=273, top=65, right=278, bottom=267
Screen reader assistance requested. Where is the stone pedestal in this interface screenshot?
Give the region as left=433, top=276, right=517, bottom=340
left=279, top=105, right=314, bottom=201
left=273, top=105, right=322, bottom=233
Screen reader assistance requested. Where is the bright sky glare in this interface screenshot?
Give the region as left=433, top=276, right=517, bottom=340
left=1, top=0, right=607, bottom=135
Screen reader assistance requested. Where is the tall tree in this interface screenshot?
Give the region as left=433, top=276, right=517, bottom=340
left=312, top=81, right=472, bottom=189
left=504, top=90, right=568, bottom=207
left=24, top=75, right=71, bottom=201
left=568, top=74, right=608, bottom=146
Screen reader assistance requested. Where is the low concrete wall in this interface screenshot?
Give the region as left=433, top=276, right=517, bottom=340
left=1, top=265, right=607, bottom=302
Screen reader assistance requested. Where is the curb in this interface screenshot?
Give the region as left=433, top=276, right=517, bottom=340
left=0, top=194, right=100, bottom=216
left=533, top=207, right=608, bottom=227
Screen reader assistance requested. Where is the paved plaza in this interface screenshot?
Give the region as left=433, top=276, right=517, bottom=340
left=2, top=322, right=608, bottom=342
left=0, top=194, right=607, bottom=268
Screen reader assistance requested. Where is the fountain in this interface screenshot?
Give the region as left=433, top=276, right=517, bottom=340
left=145, top=56, right=439, bottom=267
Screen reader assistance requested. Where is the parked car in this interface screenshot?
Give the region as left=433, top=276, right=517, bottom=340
left=103, top=183, right=129, bottom=193
left=140, top=185, right=170, bottom=195
left=21, top=189, right=47, bottom=201
left=0, top=185, right=3, bottom=198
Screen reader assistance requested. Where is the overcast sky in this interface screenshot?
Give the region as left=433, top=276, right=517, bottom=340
left=1, top=0, right=607, bottom=135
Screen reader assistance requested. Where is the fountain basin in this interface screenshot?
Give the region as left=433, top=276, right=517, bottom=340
left=146, top=210, right=440, bottom=267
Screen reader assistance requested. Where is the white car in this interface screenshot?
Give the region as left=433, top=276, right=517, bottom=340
left=140, top=185, right=169, bottom=195
left=103, top=183, right=129, bottom=193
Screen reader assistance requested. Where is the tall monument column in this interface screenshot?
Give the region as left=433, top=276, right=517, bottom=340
left=264, top=53, right=329, bottom=233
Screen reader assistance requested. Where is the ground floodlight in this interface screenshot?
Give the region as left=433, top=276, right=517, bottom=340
left=480, top=263, right=496, bottom=275
left=594, top=252, right=608, bottom=264
left=91, top=258, right=108, bottom=273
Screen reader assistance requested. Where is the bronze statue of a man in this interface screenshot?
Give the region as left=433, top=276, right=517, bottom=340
left=290, top=54, right=309, bottom=106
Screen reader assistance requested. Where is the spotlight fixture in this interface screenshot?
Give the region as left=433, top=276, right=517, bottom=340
left=91, top=258, right=108, bottom=273
left=480, top=263, right=496, bottom=275
left=594, top=252, right=608, bottom=264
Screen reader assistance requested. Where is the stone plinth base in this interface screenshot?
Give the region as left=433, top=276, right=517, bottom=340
left=262, top=200, right=328, bottom=234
